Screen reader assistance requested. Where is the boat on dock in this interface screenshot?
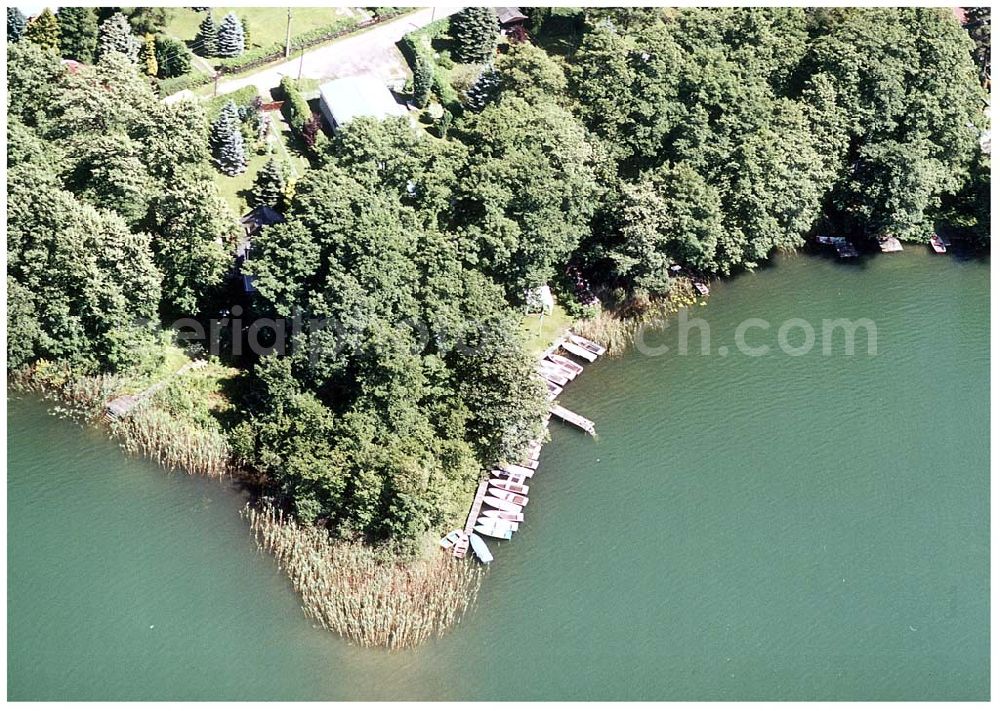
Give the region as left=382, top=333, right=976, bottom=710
left=545, top=353, right=583, bottom=376
left=567, top=332, right=607, bottom=357
left=693, top=280, right=710, bottom=296
left=481, top=509, right=524, bottom=522
left=816, top=235, right=859, bottom=258
left=561, top=340, right=598, bottom=362
left=439, top=530, right=463, bottom=549
left=930, top=234, right=947, bottom=254
left=468, top=533, right=493, bottom=563
left=545, top=379, right=563, bottom=400
left=502, top=463, right=535, bottom=478
left=488, top=487, right=529, bottom=506
left=473, top=521, right=513, bottom=540
left=489, top=478, right=529, bottom=495
left=549, top=403, right=596, bottom=436
left=483, top=495, right=523, bottom=513
left=521, top=458, right=539, bottom=470
left=878, top=235, right=904, bottom=253
left=538, top=364, right=569, bottom=386
left=477, top=516, right=518, bottom=533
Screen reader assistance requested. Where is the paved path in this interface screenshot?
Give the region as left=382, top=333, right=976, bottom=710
left=177, top=7, right=460, bottom=102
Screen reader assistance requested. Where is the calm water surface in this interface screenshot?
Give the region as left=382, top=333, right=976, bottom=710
left=8, top=251, right=989, bottom=700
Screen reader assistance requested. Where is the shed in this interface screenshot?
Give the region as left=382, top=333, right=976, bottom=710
left=318, top=75, right=408, bottom=130
left=496, top=7, right=528, bottom=28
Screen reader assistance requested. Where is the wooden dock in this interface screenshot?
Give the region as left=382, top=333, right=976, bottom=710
left=549, top=404, right=596, bottom=436
left=816, top=235, right=859, bottom=259
left=104, top=360, right=207, bottom=421
left=453, top=479, right=489, bottom=559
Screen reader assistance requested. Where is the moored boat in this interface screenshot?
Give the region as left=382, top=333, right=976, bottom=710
left=545, top=353, right=583, bottom=376
left=489, top=478, right=529, bottom=494
left=438, top=529, right=463, bottom=549
left=481, top=509, right=524, bottom=522
left=930, top=234, right=947, bottom=254
left=468, top=533, right=493, bottom=563
left=474, top=521, right=513, bottom=540
left=503, top=463, right=534, bottom=478
left=477, top=516, right=518, bottom=532
left=488, top=487, right=529, bottom=506
left=483, top=495, right=523, bottom=513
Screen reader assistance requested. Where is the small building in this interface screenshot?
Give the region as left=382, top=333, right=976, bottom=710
left=237, top=206, right=285, bottom=293
left=496, top=7, right=528, bottom=31
left=318, top=75, right=408, bottom=130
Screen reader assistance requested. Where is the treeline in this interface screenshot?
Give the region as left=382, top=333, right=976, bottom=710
left=6, top=7, right=990, bottom=555
left=7, top=43, right=231, bottom=373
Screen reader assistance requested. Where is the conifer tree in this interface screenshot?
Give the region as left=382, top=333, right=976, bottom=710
left=465, top=65, right=501, bottom=111
left=25, top=8, right=60, bottom=53
left=217, top=127, right=248, bottom=176
left=196, top=12, right=217, bottom=58
left=210, top=101, right=247, bottom=175
left=216, top=12, right=245, bottom=58
left=450, top=7, right=499, bottom=63
left=98, top=12, right=139, bottom=63
left=210, top=100, right=240, bottom=153
left=412, top=51, right=434, bottom=108
left=252, top=157, right=286, bottom=209
left=7, top=8, right=27, bottom=43
left=57, top=7, right=98, bottom=63
left=141, top=33, right=158, bottom=76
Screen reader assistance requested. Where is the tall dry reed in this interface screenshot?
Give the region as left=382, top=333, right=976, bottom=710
left=244, top=503, right=484, bottom=649
left=109, top=402, right=237, bottom=479
left=572, top=279, right=702, bottom=356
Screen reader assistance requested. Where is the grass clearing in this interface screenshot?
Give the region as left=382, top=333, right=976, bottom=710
left=164, top=7, right=358, bottom=54
left=520, top=302, right=573, bottom=356
left=212, top=149, right=270, bottom=216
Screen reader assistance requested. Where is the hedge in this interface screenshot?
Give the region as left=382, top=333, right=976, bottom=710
left=156, top=71, right=213, bottom=98
left=217, top=8, right=415, bottom=76
left=279, top=76, right=312, bottom=131
left=207, top=85, right=261, bottom=119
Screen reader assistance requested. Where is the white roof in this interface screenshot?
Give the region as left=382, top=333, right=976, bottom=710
left=318, top=75, right=408, bottom=127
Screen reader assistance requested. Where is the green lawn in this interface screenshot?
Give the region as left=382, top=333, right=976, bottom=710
left=164, top=7, right=360, bottom=54
left=520, top=303, right=573, bottom=356
left=213, top=149, right=270, bottom=217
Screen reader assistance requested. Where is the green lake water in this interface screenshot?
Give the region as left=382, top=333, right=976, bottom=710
left=8, top=250, right=989, bottom=700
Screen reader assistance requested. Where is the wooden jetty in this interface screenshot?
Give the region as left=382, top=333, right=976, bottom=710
left=453, top=479, right=489, bottom=559
left=103, top=360, right=207, bottom=421
left=878, top=235, right=903, bottom=253
left=549, top=404, right=596, bottom=436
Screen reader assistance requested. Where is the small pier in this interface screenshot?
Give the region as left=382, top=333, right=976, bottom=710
left=447, top=328, right=607, bottom=562
left=549, top=403, right=596, bottom=436
left=453, top=479, right=489, bottom=559
left=103, top=360, right=207, bottom=421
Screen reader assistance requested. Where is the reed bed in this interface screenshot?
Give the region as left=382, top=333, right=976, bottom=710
left=8, top=363, right=127, bottom=419
left=109, top=403, right=237, bottom=479
left=572, top=279, right=701, bottom=356
left=244, top=503, right=485, bottom=649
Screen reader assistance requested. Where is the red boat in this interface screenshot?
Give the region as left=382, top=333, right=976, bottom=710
left=930, top=234, right=947, bottom=254
left=489, top=478, right=529, bottom=495
left=488, top=487, right=529, bottom=506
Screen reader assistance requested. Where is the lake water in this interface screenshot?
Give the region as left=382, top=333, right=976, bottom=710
left=8, top=250, right=989, bottom=700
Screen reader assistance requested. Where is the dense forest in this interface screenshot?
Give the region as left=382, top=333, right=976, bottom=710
left=7, top=7, right=990, bottom=554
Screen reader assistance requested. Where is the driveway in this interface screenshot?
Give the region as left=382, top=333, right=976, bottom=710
left=203, top=7, right=461, bottom=100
